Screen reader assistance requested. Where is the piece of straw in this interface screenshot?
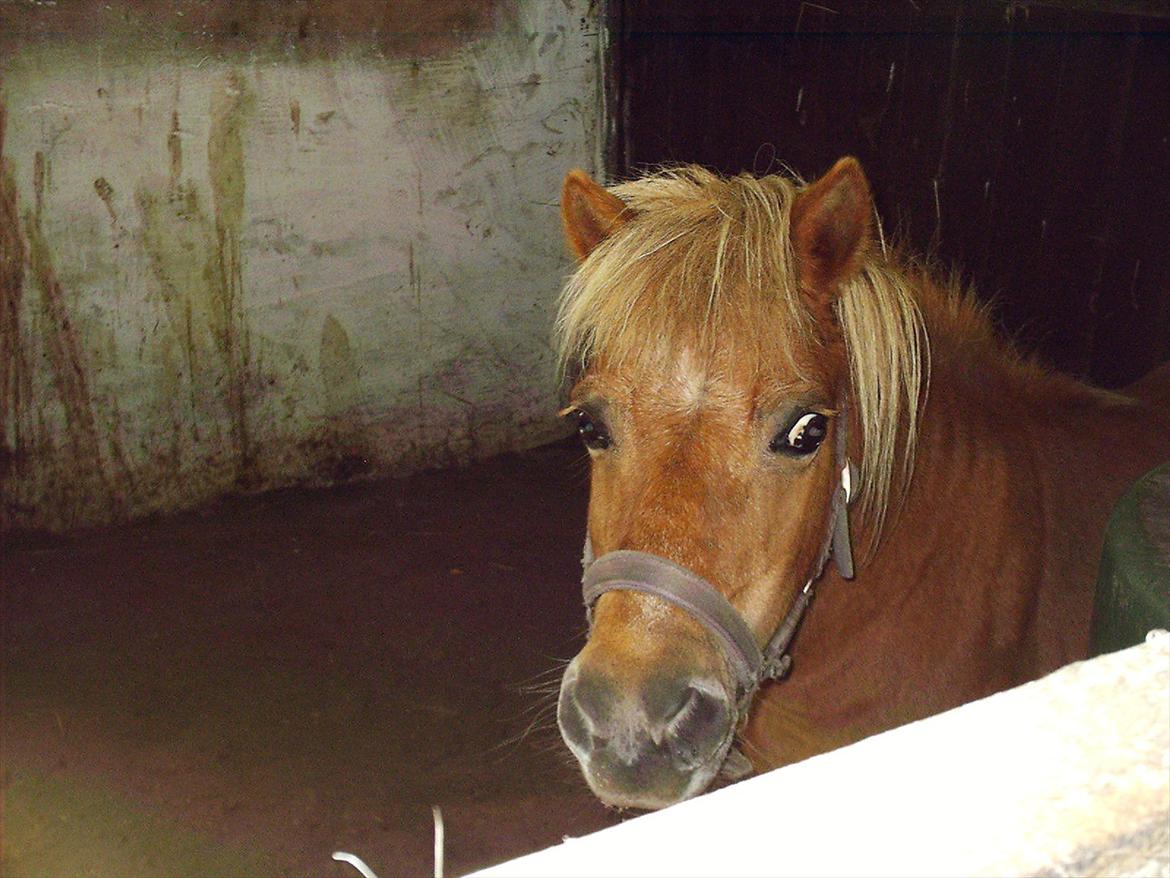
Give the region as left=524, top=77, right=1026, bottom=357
left=330, top=805, right=443, bottom=877
left=432, top=805, right=445, bottom=878
left=332, top=851, right=378, bottom=878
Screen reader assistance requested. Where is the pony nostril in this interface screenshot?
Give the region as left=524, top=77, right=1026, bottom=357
left=663, top=685, right=703, bottom=726
left=557, top=686, right=590, bottom=755
left=558, top=667, right=618, bottom=756
left=662, top=684, right=730, bottom=769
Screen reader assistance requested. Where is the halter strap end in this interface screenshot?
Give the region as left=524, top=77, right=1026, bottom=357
left=760, top=653, right=793, bottom=682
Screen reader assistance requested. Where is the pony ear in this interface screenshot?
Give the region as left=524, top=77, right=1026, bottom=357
left=790, top=157, right=873, bottom=302
left=561, top=169, right=630, bottom=260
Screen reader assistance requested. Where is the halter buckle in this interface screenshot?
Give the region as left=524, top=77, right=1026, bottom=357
left=760, top=653, right=793, bottom=682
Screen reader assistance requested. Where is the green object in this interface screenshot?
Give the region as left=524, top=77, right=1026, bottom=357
left=1091, top=460, right=1170, bottom=657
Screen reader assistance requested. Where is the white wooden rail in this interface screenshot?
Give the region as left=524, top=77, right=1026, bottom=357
left=473, top=631, right=1170, bottom=878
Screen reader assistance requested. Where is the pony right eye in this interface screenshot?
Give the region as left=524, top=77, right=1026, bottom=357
left=576, top=411, right=612, bottom=451
left=769, top=411, right=828, bottom=456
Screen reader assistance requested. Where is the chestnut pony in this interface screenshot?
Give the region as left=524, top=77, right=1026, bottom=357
left=553, top=158, right=1170, bottom=810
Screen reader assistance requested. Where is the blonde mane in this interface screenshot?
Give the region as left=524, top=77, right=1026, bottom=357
left=555, top=165, right=928, bottom=552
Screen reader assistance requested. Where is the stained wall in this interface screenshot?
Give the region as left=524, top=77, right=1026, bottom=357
left=0, top=0, right=604, bottom=531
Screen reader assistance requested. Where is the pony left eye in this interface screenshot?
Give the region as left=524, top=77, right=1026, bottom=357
left=770, top=412, right=828, bottom=456
left=576, top=410, right=612, bottom=451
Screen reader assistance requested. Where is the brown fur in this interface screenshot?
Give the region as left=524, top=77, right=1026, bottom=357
left=556, top=161, right=1170, bottom=802
left=744, top=271, right=1170, bottom=766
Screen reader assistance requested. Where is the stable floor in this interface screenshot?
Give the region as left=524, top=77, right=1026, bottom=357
left=2, top=439, right=620, bottom=877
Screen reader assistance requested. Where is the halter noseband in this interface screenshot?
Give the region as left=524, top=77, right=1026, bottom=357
left=580, top=409, right=856, bottom=710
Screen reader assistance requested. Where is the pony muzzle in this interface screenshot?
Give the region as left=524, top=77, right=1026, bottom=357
left=557, top=550, right=760, bottom=809
left=557, top=646, right=736, bottom=810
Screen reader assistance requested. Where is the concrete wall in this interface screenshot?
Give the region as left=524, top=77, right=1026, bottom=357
left=0, top=0, right=604, bottom=532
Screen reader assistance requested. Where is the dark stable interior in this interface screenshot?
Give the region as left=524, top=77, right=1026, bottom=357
left=609, top=0, right=1170, bottom=387
left=2, top=440, right=621, bottom=876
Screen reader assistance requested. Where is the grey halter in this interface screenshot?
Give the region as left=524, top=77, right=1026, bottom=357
left=580, top=410, right=856, bottom=709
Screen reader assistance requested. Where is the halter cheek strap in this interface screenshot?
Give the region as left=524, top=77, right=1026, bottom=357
left=580, top=410, right=856, bottom=708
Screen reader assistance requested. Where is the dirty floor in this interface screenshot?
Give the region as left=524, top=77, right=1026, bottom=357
left=1, top=438, right=622, bottom=877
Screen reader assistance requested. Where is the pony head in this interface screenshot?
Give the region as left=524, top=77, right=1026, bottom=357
left=554, top=159, right=925, bottom=809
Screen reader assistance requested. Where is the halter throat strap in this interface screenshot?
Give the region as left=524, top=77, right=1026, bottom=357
left=580, top=407, right=855, bottom=707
